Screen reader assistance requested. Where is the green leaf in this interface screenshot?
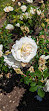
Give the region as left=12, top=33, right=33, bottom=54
left=39, top=31, right=44, bottom=35
left=29, top=85, right=38, bottom=92
left=38, top=88, right=45, bottom=98
left=26, top=71, right=30, bottom=75
left=30, top=82, right=36, bottom=87
left=47, top=26, right=49, bottom=29
left=24, top=77, right=31, bottom=85
left=43, top=69, right=49, bottom=78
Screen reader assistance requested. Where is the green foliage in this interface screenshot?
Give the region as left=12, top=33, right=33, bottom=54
left=0, top=28, right=13, bottom=51
left=29, top=85, right=38, bottom=92
left=37, top=88, right=45, bottom=98
left=0, top=0, right=49, bottom=98
left=0, top=57, right=9, bottom=74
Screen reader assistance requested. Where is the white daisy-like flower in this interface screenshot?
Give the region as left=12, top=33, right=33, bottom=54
left=15, top=23, right=20, bottom=27
left=37, top=10, right=41, bottom=15
left=5, top=24, right=14, bottom=30
left=26, top=0, right=33, bottom=3
left=4, top=54, right=21, bottom=68
left=3, top=6, right=14, bottom=12
left=43, top=79, right=49, bottom=92
left=0, top=44, right=3, bottom=57
left=11, top=36, right=37, bottom=63
left=21, top=5, right=27, bottom=12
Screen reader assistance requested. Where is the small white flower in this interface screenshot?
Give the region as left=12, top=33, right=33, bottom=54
left=43, top=79, right=49, bottom=92
left=15, top=23, right=20, bottom=27
left=0, top=44, right=3, bottom=57
left=20, top=14, right=24, bottom=20
left=4, top=54, right=21, bottom=68
left=30, top=7, right=35, bottom=14
left=3, top=6, right=14, bottom=12
left=26, top=0, right=33, bottom=3
left=40, top=55, right=49, bottom=60
left=20, top=12, right=31, bottom=20
left=11, top=36, right=37, bottom=63
left=24, top=12, right=30, bottom=19
left=28, top=35, right=31, bottom=38
left=21, top=5, right=27, bottom=12
left=18, top=2, right=21, bottom=6
left=37, top=10, right=41, bottom=15
left=12, top=0, right=15, bottom=2
left=5, top=24, right=14, bottom=30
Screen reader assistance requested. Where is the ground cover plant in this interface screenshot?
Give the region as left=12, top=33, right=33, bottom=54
left=0, top=0, right=49, bottom=100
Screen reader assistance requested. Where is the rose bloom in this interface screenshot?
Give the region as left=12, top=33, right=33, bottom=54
left=37, top=10, right=41, bottom=15
left=3, top=6, right=14, bottom=12
left=18, top=2, right=21, bottom=6
left=30, top=7, right=36, bottom=14
left=5, top=24, right=14, bottom=30
left=20, top=12, right=31, bottom=20
left=26, top=0, right=33, bottom=3
left=43, top=79, right=49, bottom=92
left=12, top=0, right=15, bottom=2
left=0, top=44, right=3, bottom=57
left=15, top=23, right=20, bottom=27
left=11, top=36, right=37, bottom=63
left=4, top=37, right=37, bottom=68
left=4, top=54, right=21, bottom=68
left=21, top=5, right=27, bottom=12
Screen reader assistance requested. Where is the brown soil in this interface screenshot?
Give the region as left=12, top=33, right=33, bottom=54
left=0, top=86, right=25, bottom=111
left=0, top=15, right=6, bottom=28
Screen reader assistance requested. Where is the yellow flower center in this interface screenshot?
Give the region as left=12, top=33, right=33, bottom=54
left=21, top=43, right=32, bottom=56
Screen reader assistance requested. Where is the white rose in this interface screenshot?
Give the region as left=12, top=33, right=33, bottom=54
left=11, top=36, right=37, bottom=63
left=12, top=0, right=15, bottom=2
left=5, top=24, right=14, bottom=30
left=3, top=6, right=14, bottom=12
left=4, top=54, right=21, bottom=68
left=43, top=80, right=49, bottom=92
left=21, top=5, right=27, bottom=12
left=18, top=2, right=21, bottom=6
left=30, top=7, right=35, bottom=14
left=26, top=0, right=33, bottom=3
left=40, top=55, right=49, bottom=60
left=20, top=14, right=24, bottom=20
left=24, top=12, right=30, bottom=19
left=37, top=10, right=41, bottom=15
left=0, top=44, right=3, bottom=57
left=20, top=12, right=31, bottom=20
left=15, top=23, right=20, bottom=27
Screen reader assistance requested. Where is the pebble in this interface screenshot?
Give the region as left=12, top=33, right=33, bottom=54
left=13, top=101, right=15, bottom=103
left=8, top=95, right=11, bottom=98
left=3, top=106, right=5, bottom=109
left=9, top=100, right=12, bottom=103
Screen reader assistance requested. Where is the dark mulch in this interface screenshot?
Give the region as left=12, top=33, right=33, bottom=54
left=0, top=74, right=49, bottom=111
left=17, top=89, right=49, bottom=111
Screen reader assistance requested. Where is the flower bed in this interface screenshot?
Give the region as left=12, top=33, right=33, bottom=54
left=0, top=0, right=49, bottom=99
